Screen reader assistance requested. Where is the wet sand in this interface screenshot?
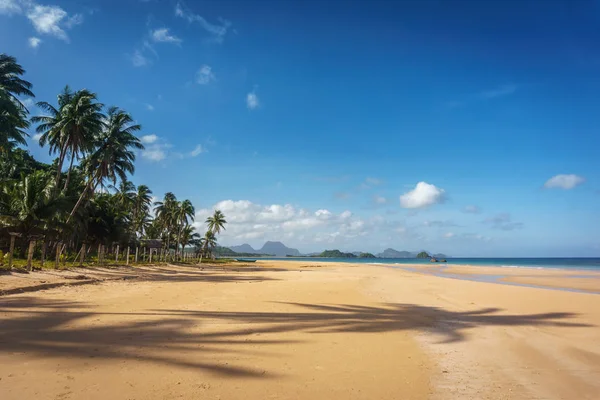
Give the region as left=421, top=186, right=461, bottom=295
left=1, top=261, right=599, bottom=399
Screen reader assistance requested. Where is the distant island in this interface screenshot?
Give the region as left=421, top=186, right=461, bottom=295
left=228, top=241, right=301, bottom=257
left=222, top=242, right=448, bottom=259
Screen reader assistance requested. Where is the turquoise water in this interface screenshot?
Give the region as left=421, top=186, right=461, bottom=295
left=246, top=257, right=600, bottom=271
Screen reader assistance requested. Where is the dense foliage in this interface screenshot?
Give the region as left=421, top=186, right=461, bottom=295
left=0, top=53, right=226, bottom=270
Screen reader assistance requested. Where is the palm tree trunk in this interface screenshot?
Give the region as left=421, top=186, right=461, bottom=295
left=126, top=246, right=130, bottom=265
left=63, top=153, right=75, bottom=191
left=55, top=150, right=66, bottom=189
left=66, top=175, right=96, bottom=224
left=79, top=243, right=86, bottom=266
left=8, top=234, right=16, bottom=269
left=55, top=243, right=61, bottom=269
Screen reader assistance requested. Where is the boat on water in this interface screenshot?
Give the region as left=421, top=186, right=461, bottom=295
left=235, top=258, right=257, bottom=263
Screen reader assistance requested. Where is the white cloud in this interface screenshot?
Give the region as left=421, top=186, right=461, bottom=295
left=28, top=36, right=41, bottom=48
left=463, top=205, right=481, bottom=214
left=373, top=195, right=387, bottom=204
left=140, top=135, right=208, bottom=161
left=20, top=97, right=34, bottom=108
left=27, top=5, right=69, bottom=41
left=0, top=0, right=21, bottom=15
left=140, top=134, right=158, bottom=144
left=483, top=213, right=523, bottom=231
left=400, top=182, right=445, bottom=209
left=131, top=50, right=149, bottom=67
left=365, top=177, right=382, bottom=186
left=174, top=1, right=231, bottom=43
left=246, top=91, right=259, bottom=109
left=151, top=28, right=181, bottom=44
left=444, top=232, right=455, bottom=238
left=141, top=146, right=167, bottom=162
left=32, top=133, right=43, bottom=141
left=359, top=177, right=383, bottom=190
left=190, top=144, right=205, bottom=157
left=544, top=174, right=585, bottom=190
left=64, top=13, right=83, bottom=28
left=145, top=103, right=154, bottom=111
left=1, top=0, right=22, bottom=15
left=423, top=220, right=457, bottom=228
left=196, top=65, right=215, bottom=85
left=481, top=84, right=517, bottom=99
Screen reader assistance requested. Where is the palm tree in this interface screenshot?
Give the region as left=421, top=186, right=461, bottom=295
left=179, top=225, right=200, bottom=259
left=206, top=209, right=227, bottom=234
left=112, top=180, right=136, bottom=211
left=131, top=184, right=153, bottom=238
left=0, top=54, right=34, bottom=153
left=32, top=87, right=104, bottom=190
left=200, top=230, right=217, bottom=263
left=154, top=192, right=177, bottom=255
left=174, top=199, right=195, bottom=259
left=67, top=106, right=143, bottom=223
left=0, top=171, right=67, bottom=268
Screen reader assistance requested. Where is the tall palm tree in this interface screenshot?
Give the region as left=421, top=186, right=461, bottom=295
left=174, top=199, right=195, bottom=258
left=154, top=192, right=177, bottom=253
left=131, top=184, right=153, bottom=238
left=206, top=209, right=227, bottom=234
left=32, top=86, right=73, bottom=185
left=200, top=230, right=217, bottom=262
left=112, top=179, right=136, bottom=211
left=179, top=225, right=200, bottom=258
left=67, top=106, right=143, bottom=223
left=32, top=87, right=104, bottom=190
left=0, top=54, right=34, bottom=152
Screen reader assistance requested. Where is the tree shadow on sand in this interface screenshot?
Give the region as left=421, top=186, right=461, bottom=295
left=0, top=297, right=593, bottom=378
left=64, top=264, right=284, bottom=284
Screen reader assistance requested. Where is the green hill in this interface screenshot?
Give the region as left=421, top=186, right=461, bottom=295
left=318, top=249, right=357, bottom=258
left=416, top=251, right=431, bottom=259
left=358, top=252, right=377, bottom=258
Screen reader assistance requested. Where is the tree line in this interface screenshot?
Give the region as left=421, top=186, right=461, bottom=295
left=0, top=53, right=226, bottom=270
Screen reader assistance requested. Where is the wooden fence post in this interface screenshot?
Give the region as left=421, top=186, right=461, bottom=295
left=126, top=246, right=130, bottom=265
left=40, top=240, right=47, bottom=267
left=55, top=242, right=61, bottom=269
left=115, top=244, right=120, bottom=263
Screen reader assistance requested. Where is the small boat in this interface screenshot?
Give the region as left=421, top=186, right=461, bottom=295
left=235, top=258, right=257, bottom=263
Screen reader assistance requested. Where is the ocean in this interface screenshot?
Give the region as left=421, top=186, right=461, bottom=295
left=245, top=257, right=600, bottom=271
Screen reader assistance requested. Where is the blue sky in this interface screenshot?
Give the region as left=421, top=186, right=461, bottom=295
left=2, top=0, right=599, bottom=256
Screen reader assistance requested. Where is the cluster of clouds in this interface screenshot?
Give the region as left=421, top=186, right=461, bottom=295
left=0, top=0, right=84, bottom=47
left=139, top=134, right=206, bottom=162
left=193, top=200, right=381, bottom=246
left=192, top=172, right=588, bottom=249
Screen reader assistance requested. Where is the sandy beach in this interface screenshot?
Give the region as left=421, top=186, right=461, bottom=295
left=1, top=261, right=599, bottom=400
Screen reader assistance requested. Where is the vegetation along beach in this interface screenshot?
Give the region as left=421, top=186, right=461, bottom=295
left=2, top=0, right=600, bottom=399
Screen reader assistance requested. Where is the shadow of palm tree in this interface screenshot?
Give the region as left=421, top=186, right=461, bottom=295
left=0, top=297, right=593, bottom=378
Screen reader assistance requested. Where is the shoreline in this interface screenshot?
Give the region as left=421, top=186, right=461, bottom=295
left=258, top=259, right=600, bottom=294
